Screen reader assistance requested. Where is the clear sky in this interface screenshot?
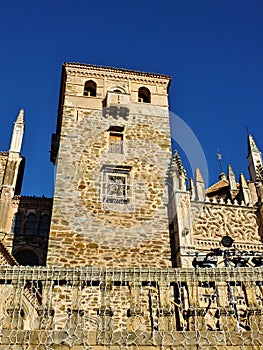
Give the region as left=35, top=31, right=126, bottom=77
left=0, top=0, right=262, bottom=197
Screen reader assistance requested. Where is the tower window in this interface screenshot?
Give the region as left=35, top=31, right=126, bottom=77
left=14, top=213, right=23, bottom=235
left=107, top=175, right=127, bottom=201
left=25, top=213, right=37, bottom=236
left=101, top=166, right=132, bottom=205
left=138, top=87, right=151, bottom=103
left=39, top=214, right=50, bottom=237
left=109, top=133, right=123, bottom=154
left=108, top=126, right=124, bottom=154
left=83, top=80, right=97, bottom=97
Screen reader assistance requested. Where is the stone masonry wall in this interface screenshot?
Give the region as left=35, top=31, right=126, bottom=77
left=0, top=152, right=8, bottom=188
left=48, top=65, right=173, bottom=267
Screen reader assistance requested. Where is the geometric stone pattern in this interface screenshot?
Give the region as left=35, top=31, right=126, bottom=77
left=192, top=202, right=262, bottom=252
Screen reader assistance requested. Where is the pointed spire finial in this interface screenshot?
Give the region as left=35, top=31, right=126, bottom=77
left=195, top=168, right=204, bottom=183
left=228, top=164, right=234, bottom=176
left=228, top=164, right=237, bottom=190
left=172, top=150, right=187, bottom=178
left=239, top=173, right=251, bottom=206
left=16, top=108, right=24, bottom=124
left=247, top=133, right=262, bottom=183
left=248, top=134, right=260, bottom=156
left=239, top=173, right=248, bottom=188
left=194, top=167, right=205, bottom=201
left=9, top=109, right=25, bottom=153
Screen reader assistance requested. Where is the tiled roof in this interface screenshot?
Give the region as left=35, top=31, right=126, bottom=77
left=206, top=179, right=229, bottom=194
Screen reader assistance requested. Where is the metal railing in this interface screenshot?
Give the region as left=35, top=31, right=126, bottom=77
left=0, top=266, right=262, bottom=347
left=109, top=140, right=123, bottom=154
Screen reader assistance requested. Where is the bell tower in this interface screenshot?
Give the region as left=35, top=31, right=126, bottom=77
left=48, top=63, right=172, bottom=267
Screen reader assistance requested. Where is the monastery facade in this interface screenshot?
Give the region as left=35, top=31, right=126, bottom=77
left=0, top=63, right=263, bottom=348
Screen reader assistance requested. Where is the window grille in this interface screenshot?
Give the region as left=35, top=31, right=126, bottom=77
left=101, top=167, right=135, bottom=212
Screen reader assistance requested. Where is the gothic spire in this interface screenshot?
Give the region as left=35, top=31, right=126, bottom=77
left=9, top=109, right=25, bottom=153
left=171, top=150, right=187, bottom=191
left=172, top=150, right=187, bottom=178
left=247, top=133, right=262, bottom=184
left=228, top=164, right=236, bottom=188
left=194, top=168, right=205, bottom=201
left=248, top=134, right=261, bottom=156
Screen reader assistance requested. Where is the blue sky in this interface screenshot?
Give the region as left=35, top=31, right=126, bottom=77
left=0, top=0, right=262, bottom=197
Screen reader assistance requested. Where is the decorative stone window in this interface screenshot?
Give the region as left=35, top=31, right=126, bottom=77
left=101, top=166, right=134, bottom=211
left=138, top=87, right=151, bottom=103
left=83, top=80, right=97, bottom=97
left=108, top=126, right=124, bottom=154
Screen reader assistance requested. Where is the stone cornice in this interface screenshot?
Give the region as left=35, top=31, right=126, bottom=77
left=14, top=195, right=53, bottom=200
left=12, top=196, right=53, bottom=207
left=64, top=62, right=171, bottom=85
left=195, top=238, right=263, bottom=251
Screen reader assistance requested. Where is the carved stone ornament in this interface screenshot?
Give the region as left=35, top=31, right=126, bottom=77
left=192, top=203, right=261, bottom=243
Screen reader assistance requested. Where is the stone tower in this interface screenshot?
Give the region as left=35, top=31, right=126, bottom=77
left=48, top=63, right=172, bottom=267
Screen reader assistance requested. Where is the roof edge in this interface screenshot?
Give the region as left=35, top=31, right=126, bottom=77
left=63, top=62, right=172, bottom=80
